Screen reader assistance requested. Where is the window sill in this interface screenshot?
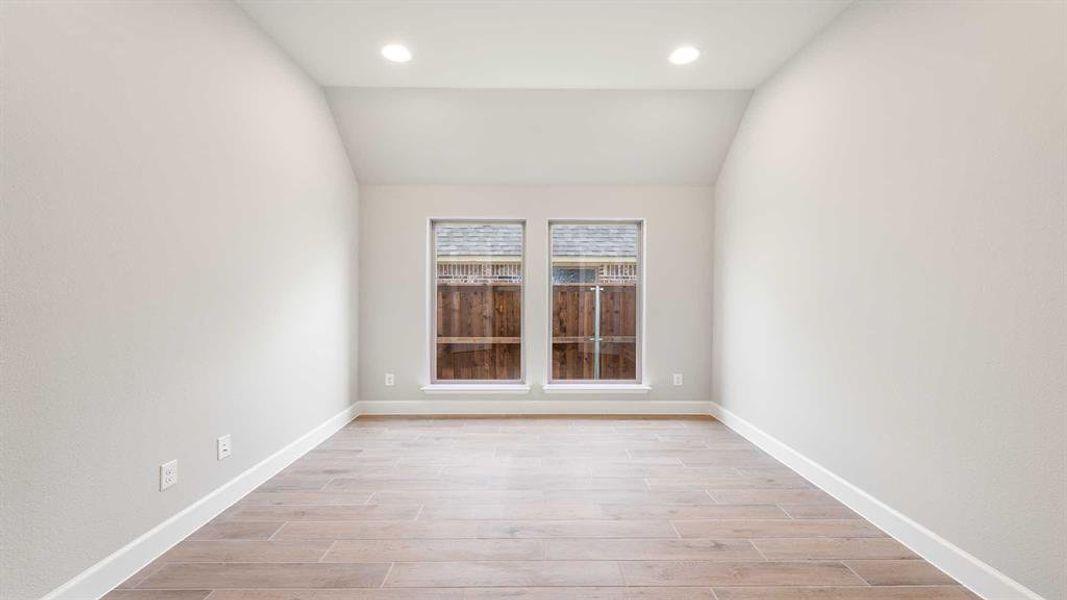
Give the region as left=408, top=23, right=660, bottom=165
left=421, top=383, right=531, bottom=395
left=541, top=383, right=652, bottom=395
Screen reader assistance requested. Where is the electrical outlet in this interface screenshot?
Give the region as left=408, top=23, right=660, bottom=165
left=384, top=373, right=395, bottom=386
left=672, top=373, right=684, bottom=386
left=159, top=460, right=178, bottom=491
left=217, top=435, right=232, bottom=461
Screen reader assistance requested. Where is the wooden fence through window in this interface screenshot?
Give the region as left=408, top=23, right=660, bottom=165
left=435, top=283, right=522, bottom=381
left=435, top=282, right=637, bottom=381
left=551, top=283, right=637, bottom=381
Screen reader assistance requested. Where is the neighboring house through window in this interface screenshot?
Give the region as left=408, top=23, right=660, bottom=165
left=550, top=221, right=641, bottom=382
left=432, top=221, right=524, bottom=382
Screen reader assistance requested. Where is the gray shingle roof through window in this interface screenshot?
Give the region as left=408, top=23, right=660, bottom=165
left=551, top=224, right=638, bottom=257
left=434, top=222, right=639, bottom=258
left=435, top=223, right=523, bottom=256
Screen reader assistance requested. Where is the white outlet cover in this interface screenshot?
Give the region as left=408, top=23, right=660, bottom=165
left=160, top=460, right=178, bottom=491
left=672, top=373, right=684, bottom=386
left=217, top=435, right=232, bottom=461
left=384, top=373, right=395, bottom=386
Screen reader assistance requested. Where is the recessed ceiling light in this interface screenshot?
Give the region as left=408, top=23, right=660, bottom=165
left=381, top=43, right=412, bottom=63
left=668, top=46, right=700, bottom=65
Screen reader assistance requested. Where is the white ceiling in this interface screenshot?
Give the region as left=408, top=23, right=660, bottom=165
left=326, top=88, right=751, bottom=184
left=237, top=1, right=851, bottom=90
left=238, top=1, right=849, bottom=184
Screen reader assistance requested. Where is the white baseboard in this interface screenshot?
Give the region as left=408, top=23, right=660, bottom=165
left=43, top=404, right=359, bottom=600
left=355, top=399, right=712, bottom=415
left=707, top=401, right=1044, bottom=600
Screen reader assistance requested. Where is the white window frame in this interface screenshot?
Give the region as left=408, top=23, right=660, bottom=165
left=427, top=218, right=527, bottom=387
left=545, top=219, right=645, bottom=386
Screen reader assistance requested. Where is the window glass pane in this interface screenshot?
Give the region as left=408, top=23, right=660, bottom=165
left=550, top=223, right=640, bottom=381
left=434, top=222, right=523, bottom=381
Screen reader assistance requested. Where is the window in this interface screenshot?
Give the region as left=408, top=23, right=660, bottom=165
left=549, top=221, right=641, bottom=382
left=432, top=221, right=524, bottom=382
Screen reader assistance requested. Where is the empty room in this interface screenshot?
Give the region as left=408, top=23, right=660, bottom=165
left=2, top=1, right=1064, bottom=599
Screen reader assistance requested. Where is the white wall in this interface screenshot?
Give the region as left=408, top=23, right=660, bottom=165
left=0, top=2, right=358, bottom=598
left=326, top=88, right=750, bottom=184
left=712, top=2, right=1065, bottom=598
left=359, top=185, right=713, bottom=409
left=238, top=0, right=850, bottom=90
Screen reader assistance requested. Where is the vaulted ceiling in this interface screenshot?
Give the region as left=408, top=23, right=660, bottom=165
left=326, top=88, right=751, bottom=184
left=237, top=1, right=852, bottom=184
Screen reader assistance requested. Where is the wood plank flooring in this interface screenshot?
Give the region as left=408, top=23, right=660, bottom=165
left=107, top=416, right=978, bottom=599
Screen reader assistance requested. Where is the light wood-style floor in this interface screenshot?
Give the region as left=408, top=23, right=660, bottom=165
left=107, top=416, right=978, bottom=599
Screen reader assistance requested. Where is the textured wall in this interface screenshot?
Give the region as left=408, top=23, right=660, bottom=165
left=0, top=2, right=358, bottom=597
left=712, top=2, right=1066, bottom=597
left=358, top=185, right=714, bottom=404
